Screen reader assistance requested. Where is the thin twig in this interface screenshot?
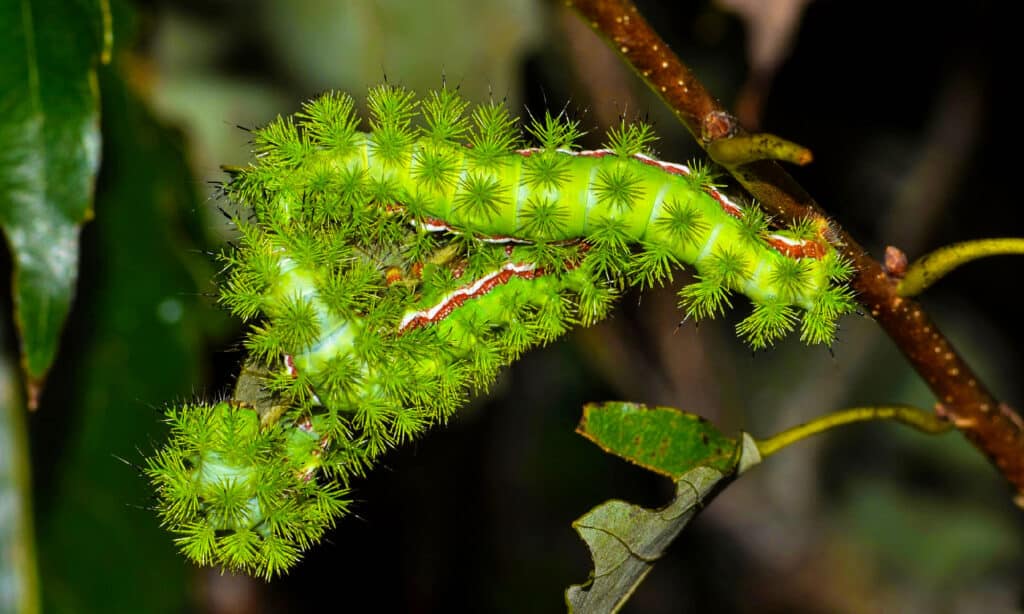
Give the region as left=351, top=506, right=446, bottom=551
left=897, top=238, right=1024, bottom=297
left=756, top=405, right=951, bottom=458
left=706, top=133, right=813, bottom=167
left=567, top=0, right=1024, bottom=504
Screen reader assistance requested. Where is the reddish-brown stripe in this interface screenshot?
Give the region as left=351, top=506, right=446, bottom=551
left=765, top=235, right=827, bottom=260
left=703, top=187, right=743, bottom=218
left=632, top=154, right=691, bottom=178
left=398, top=264, right=541, bottom=333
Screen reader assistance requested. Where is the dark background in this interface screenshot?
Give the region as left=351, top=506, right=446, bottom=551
left=5, top=0, right=1023, bottom=611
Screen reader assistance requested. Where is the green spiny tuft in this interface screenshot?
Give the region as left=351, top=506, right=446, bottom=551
left=800, top=285, right=857, bottom=345
left=454, top=171, right=505, bottom=221
left=705, top=246, right=752, bottom=289
left=515, top=240, right=576, bottom=272
left=823, top=250, right=856, bottom=282
left=221, top=270, right=268, bottom=322
left=254, top=115, right=313, bottom=169
left=335, top=163, right=370, bottom=210
left=767, top=256, right=815, bottom=301
left=736, top=298, right=798, bottom=349
left=296, top=91, right=361, bottom=155
left=420, top=85, right=470, bottom=142
left=522, top=151, right=572, bottom=191
left=269, top=293, right=321, bottom=352
left=244, top=323, right=284, bottom=362
left=679, top=246, right=752, bottom=321
left=605, top=118, right=658, bottom=157
left=526, top=109, right=584, bottom=150
left=318, top=261, right=383, bottom=320
left=685, top=159, right=722, bottom=189
left=494, top=289, right=537, bottom=359
left=594, top=162, right=644, bottom=213
left=533, top=287, right=575, bottom=343
left=467, top=99, right=520, bottom=166
left=678, top=277, right=733, bottom=321
left=411, top=143, right=462, bottom=193
left=274, top=226, right=321, bottom=270
left=367, top=83, right=419, bottom=165
left=654, top=197, right=709, bottom=249
left=736, top=205, right=770, bottom=247
left=629, top=241, right=682, bottom=290
left=316, top=352, right=364, bottom=402
left=520, top=194, right=569, bottom=239
left=367, top=83, right=419, bottom=130
left=500, top=318, right=536, bottom=360
left=351, top=396, right=398, bottom=457
left=364, top=173, right=404, bottom=208
left=390, top=406, right=428, bottom=443
left=586, top=216, right=634, bottom=281
left=788, top=215, right=819, bottom=241
left=572, top=273, right=618, bottom=326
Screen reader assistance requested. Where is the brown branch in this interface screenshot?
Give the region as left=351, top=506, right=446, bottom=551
left=566, top=0, right=1024, bottom=504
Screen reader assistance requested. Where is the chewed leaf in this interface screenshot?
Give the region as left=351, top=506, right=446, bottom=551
left=565, top=466, right=723, bottom=613
left=576, top=402, right=739, bottom=476
left=567, top=432, right=761, bottom=612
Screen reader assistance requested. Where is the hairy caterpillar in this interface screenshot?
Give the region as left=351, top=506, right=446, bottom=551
left=146, top=83, right=856, bottom=578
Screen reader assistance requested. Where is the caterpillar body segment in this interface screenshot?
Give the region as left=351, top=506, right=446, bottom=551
left=239, top=89, right=853, bottom=348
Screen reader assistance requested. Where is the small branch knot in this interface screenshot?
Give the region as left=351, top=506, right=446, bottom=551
left=701, top=110, right=738, bottom=143
left=884, top=245, right=909, bottom=278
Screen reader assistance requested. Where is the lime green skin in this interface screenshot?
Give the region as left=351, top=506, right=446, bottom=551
left=411, top=152, right=829, bottom=309
left=272, top=133, right=839, bottom=389
left=282, top=135, right=828, bottom=301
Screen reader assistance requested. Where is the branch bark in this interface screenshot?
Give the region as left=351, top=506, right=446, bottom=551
left=566, top=0, right=1024, bottom=504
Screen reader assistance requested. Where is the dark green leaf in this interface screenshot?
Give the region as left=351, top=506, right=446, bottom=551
left=576, top=401, right=739, bottom=477
left=0, top=0, right=110, bottom=405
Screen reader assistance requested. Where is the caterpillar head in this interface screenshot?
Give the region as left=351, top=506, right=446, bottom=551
left=146, top=401, right=350, bottom=578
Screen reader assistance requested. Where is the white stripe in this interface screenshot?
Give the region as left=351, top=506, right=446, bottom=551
left=399, top=262, right=536, bottom=330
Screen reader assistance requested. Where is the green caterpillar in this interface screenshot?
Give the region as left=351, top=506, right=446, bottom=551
left=146, top=83, right=856, bottom=578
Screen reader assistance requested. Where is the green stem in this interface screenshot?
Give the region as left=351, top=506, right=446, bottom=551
left=897, top=238, right=1024, bottom=297
left=756, top=405, right=952, bottom=458
left=707, top=133, right=813, bottom=167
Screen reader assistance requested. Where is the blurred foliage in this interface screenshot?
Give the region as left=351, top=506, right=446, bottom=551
left=0, top=0, right=1021, bottom=612
left=0, top=0, right=107, bottom=403
left=30, top=64, right=217, bottom=613
left=1, top=346, right=37, bottom=614
left=3, top=2, right=223, bottom=611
